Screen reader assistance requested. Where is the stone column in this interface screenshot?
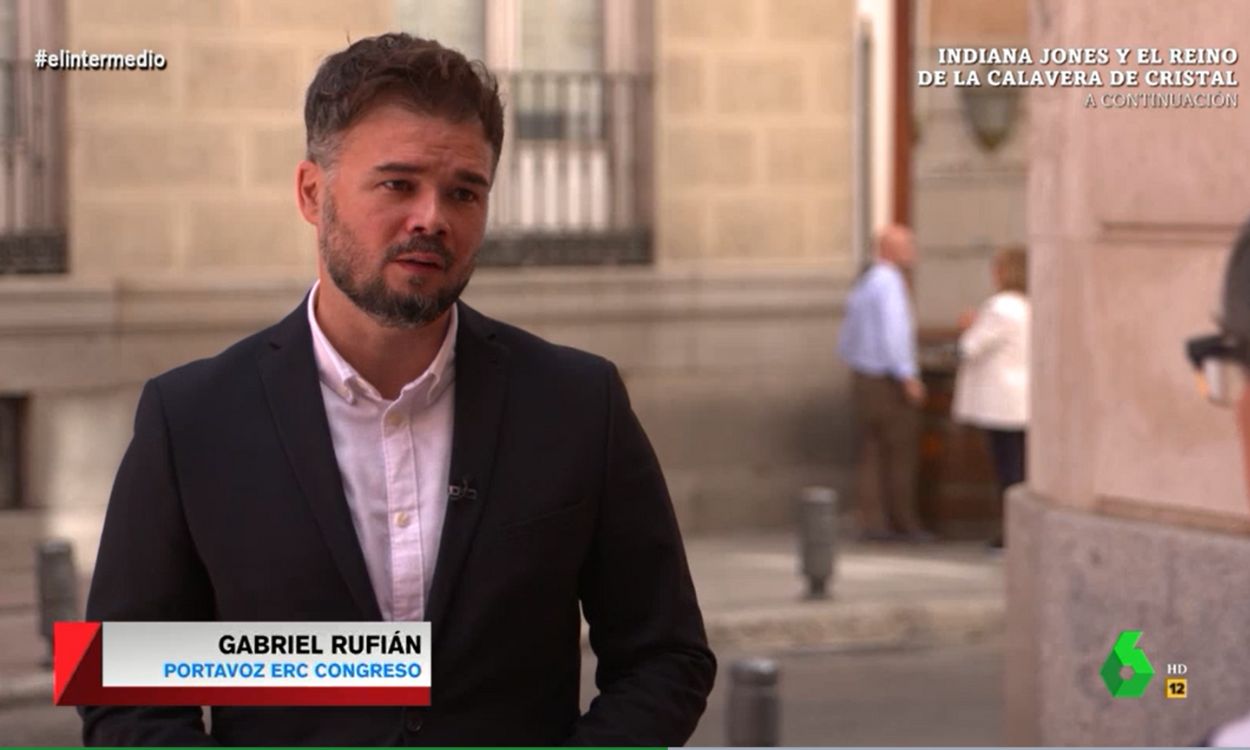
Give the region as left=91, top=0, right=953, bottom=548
left=1009, top=0, right=1250, bottom=744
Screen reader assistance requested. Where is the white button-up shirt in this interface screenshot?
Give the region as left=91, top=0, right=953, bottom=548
left=306, top=282, right=457, bottom=621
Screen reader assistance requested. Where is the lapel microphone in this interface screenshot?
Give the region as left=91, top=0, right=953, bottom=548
left=448, top=475, right=477, bottom=502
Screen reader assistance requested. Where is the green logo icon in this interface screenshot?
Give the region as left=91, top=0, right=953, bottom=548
left=1101, top=630, right=1156, bottom=698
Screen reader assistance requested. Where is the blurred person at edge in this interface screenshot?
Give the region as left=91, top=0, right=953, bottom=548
left=837, top=225, right=934, bottom=542
left=79, top=33, right=714, bottom=747
left=1191, top=219, right=1250, bottom=746
left=951, top=247, right=1030, bottom=549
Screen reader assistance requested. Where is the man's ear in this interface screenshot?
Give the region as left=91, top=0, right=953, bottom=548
left=296, top=159, right=324, bottom=226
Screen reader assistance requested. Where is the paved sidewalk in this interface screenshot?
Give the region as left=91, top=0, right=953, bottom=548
left=0, top=516, right=1005, bottom=707
left=685, top=532, right=1004, bottom=650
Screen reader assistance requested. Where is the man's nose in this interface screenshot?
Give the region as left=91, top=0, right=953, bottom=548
left=405, top=189, right=449, bottom=236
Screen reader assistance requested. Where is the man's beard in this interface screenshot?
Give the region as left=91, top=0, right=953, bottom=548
left=319, top=195, right=476, bottom=329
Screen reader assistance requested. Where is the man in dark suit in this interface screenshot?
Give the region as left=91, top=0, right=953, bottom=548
left=81, top=33, right=715, bottom=746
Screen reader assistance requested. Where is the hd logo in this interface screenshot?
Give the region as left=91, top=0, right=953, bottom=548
left=1100, top=630, right=1156, bottom=698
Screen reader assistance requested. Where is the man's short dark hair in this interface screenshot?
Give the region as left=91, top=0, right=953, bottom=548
left=304, top=33, right=504, bottom=171
left=1223, top=217, right=1250, bottom=338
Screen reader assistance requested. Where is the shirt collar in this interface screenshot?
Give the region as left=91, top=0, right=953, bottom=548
left=306, top=280, right=458, bottom=407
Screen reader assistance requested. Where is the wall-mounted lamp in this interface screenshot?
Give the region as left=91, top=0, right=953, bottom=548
left=958, top=66, right=1020, bottom=151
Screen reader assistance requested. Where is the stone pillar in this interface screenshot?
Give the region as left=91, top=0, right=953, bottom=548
left=1009, top=0, right=1250, bottom=744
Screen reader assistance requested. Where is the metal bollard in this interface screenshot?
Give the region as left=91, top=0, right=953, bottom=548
left=36, top=539, right=78, bottom=669
left=727, top=657, right=780, bottom=746
left=797, top=486, right=837, bottom=599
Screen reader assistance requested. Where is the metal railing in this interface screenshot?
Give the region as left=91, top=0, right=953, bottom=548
left=484, top=70, right=653, bottom=266
left=0, top=59, right=65, bottom=274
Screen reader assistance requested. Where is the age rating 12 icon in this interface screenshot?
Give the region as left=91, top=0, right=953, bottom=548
left=1166, top=677, right=1188, bottom=699
left=1165, top=663, right=1189, bottom=700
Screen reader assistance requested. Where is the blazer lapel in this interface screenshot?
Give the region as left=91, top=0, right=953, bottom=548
left=256, top=299, right=382, bottom=621
left=424, top=301, right=509, bottom=636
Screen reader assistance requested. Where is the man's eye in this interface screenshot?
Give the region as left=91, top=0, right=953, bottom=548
left=381, top=180, right=413, bottom=191
left=451, top=188, right=479, bottom=203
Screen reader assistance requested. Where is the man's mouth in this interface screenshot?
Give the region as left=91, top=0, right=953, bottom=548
left=392, top=252, right=446, bottom=270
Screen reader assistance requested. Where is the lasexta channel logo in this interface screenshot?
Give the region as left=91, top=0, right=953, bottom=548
left=1100, top=630, right=1156, bottom=698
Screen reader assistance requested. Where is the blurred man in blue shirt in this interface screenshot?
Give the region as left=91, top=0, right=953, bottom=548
left=838, top=225, right=930, bottom=542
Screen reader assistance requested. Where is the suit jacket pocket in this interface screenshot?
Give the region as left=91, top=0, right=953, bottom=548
left=489, top=501, right=585, bottom=542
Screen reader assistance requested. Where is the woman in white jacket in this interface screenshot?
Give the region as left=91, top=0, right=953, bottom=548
left=952, top=247, right=1030, bottom=548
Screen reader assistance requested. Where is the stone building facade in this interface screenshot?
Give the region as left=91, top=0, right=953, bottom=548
left=910, top=0, right=1028, bottom=325
left=0, top=0, right=859, bottom=555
